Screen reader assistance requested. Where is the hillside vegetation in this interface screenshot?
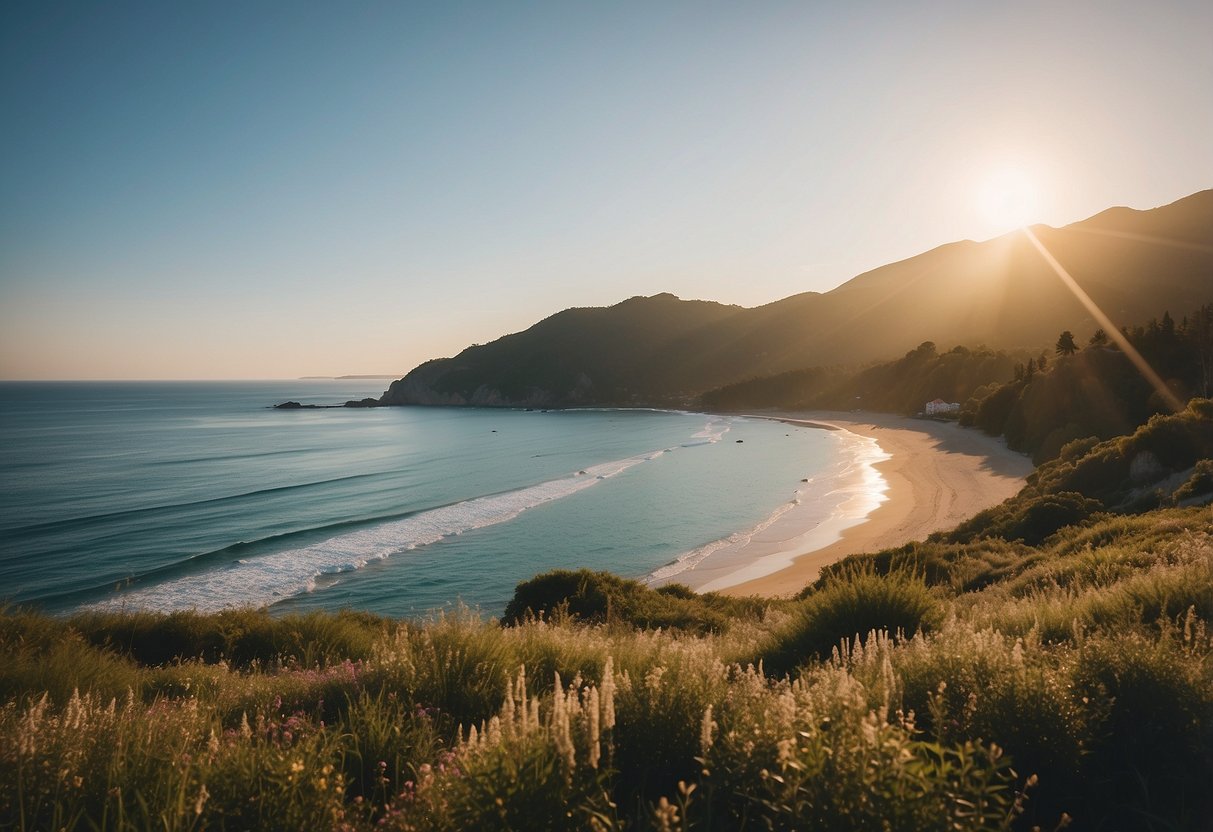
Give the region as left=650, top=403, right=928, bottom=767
left=379, top=190, right=1213, bottom=407
left=4, top=403, right=1213, bottom=831
left=705, top=302, right=1213, bottom=470
left=701, top=341, right=1032, bottom=414
left=963, top=305, right=1213, bottom=462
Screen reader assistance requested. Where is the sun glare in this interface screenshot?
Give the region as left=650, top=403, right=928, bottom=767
left=978, top=167, right=1040, bottom=233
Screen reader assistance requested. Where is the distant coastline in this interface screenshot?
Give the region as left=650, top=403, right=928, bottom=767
left=298, top=374, right=402, bottom=380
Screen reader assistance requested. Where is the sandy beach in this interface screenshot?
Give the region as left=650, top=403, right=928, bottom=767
left=666, top=411, right=1034, bottom=598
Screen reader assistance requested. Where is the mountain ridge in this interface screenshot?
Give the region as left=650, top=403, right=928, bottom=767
left=380, top=189, right=1213, bottom=407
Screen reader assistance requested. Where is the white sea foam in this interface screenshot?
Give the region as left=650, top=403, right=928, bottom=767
left=89, top=452, right=659, bottom=614
left=646, top=426, right=890, bottom=590
left=681, top=417, right=730, bottom=447
left=645, top=492, right=805, bottom=583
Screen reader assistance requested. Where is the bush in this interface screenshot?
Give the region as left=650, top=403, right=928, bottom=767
left=1071, top=632, right=1213, bottom=829
left=69, top=608, right=386, bottom=668
left=1174, top=458, right=1213, bottom=504
left=700, top=660, right=1027, bottom=831
left=946, top=491, right=1105, bottom=546
left=764, top=567, right=942, bottom=675
left=503, top=569, right=774, bottom=634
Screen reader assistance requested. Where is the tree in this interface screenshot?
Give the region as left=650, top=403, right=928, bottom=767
left=1089, top=329, right=1109, bottom=347
left=1055, top=330, right=1078, bottom=356
left=1161, top=310, right=1175, bottom=336
left=1190, top=304, right=1213, bottom=397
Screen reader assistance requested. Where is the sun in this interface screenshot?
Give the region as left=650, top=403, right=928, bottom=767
left=977, top=167, right=1041, bottom=233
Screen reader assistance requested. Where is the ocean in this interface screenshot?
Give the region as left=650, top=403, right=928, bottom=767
left=0, top=381, right=868, bottom=617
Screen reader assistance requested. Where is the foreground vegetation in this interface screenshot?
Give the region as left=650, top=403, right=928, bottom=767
left=5, top=409, right=1213, bottom=831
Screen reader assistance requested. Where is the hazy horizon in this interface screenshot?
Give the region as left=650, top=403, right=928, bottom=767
left=3, top=1, right=1211, bottom=380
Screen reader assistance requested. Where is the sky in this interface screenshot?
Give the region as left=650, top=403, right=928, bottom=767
left=1, top=1, right=1211, bottom=380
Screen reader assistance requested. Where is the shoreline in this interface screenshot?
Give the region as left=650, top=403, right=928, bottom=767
left=662, top=411, right=1033, bottom=598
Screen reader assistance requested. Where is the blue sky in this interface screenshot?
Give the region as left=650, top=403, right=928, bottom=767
left=2, top=1, right=1211, bottom=378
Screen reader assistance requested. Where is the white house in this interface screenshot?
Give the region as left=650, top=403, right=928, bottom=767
left=925, top=398, right=960, bottom=416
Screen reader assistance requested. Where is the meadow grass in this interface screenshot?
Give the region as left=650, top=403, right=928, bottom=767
left=3, top=508, right=1212, bottom=830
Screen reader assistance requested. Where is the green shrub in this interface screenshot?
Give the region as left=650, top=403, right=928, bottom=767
left=700, top=661, right=1028, bottom=831
left=1071, top=632, right=1213, bottom=829
left=503, top=569, right=774, bottom=634
left=946, top=491, right=1105, bottom=546
left=0, top=628, right=145, bottom=705
left=1174, top=458, right=1213, bottom=504
left=764, top=567, right=942, bottom=676
left=70, top=608, right=386, bottom=668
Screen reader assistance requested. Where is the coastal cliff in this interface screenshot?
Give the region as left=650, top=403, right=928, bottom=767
left=380, top=358, right=599, bottom=407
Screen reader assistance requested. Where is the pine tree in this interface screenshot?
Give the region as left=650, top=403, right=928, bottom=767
left=1055, top=330, right=1078, bottom=356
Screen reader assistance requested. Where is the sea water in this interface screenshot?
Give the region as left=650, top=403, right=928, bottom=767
left=0, top=381, right=858, bottom=617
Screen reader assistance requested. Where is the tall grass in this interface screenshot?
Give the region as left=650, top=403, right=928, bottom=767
left=3, top=508, right=1213, bottom=829
left=763, top=565, right=943, bottom=676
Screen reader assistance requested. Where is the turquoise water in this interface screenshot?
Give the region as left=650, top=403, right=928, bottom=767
left=0, top=381, right=838, bottom=617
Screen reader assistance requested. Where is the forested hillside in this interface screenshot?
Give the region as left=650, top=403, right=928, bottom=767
left=963, top=305, right=1213, bottom=461
left=701, top=341, right=1032, bottom=413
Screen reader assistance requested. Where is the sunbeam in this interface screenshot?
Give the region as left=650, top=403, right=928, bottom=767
left=1021, top=226, right=1184, bottom=412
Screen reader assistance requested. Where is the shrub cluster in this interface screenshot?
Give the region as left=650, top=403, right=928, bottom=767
left=503, top=569, right=776, bottom=633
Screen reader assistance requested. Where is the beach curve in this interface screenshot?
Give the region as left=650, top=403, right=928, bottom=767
left=680, top=411, right=1034, bottom=598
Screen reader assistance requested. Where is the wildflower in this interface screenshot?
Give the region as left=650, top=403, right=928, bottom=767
left=776, top=742, right=795, bottom=771
left=586, top=686, right=601, bottom=770
left=601, top=657, right=616, bottom=731
left=552, top=673, right=576, bottom=773
left=700, top=705, right=715, bottom=754
left=653, top=796, right=680, bottom=832
left=194, top=784, right=209, bottom=816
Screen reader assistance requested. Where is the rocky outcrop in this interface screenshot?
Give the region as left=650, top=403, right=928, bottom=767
left=379, top=362, right=597, bottom=408
left=274, top=399, right=382, bottom=409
